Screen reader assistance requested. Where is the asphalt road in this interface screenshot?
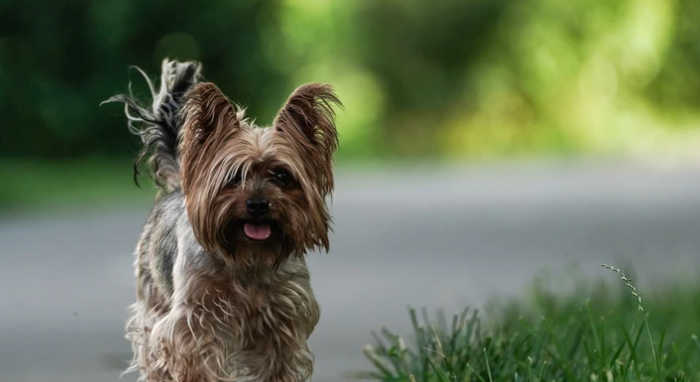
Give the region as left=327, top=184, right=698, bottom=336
left=1, top=161, right=700, bottom=382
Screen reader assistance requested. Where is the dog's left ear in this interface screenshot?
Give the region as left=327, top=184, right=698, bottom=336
left=274, top=84, right=342, bottom=163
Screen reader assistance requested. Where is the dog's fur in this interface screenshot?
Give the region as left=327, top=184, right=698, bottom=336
left=104, top=59, right=341, bottom=382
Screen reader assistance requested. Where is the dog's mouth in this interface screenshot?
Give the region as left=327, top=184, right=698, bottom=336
left=222, top=219, right=282, bottom=248
left=243, top=222, right=272, bottom=241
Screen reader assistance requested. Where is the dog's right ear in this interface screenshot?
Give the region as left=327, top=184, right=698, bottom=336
left=181, top=82, right=240, bottom=148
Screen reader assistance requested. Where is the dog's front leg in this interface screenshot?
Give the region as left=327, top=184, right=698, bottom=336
left=235, top=315, right=315, bottom=382
left=145, top=305, right=226, bottom=382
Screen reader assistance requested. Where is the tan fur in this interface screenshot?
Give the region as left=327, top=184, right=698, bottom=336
left=128, top=253, right=319, bottom=382
left=122, top=78, right=341, bottom=382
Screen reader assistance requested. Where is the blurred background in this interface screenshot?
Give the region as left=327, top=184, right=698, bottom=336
left=1, top=0, right=700, bottom=381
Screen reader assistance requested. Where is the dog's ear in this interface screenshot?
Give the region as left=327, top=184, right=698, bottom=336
left=181, top=82, right=240, bottom=148
left=180, top=82, right=242, bottom=197
left=274, top=83, right=341, bottom=163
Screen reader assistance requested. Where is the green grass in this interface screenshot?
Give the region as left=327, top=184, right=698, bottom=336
left=0, top=157, right=466, bottom=212
left=0, top=159, right=153, bottom=212
left=0, top=158, right=403, bottom=212
left=357, top=265, right=700, bottom=382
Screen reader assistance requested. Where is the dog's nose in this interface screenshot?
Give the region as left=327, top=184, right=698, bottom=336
left=246, top=199, right=270, bottom=216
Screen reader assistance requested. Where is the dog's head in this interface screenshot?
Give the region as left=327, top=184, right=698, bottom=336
left=179, top=82, right=341, bottom=266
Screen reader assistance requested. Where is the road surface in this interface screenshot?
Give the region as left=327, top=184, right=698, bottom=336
left=1, top=161, right=699, bottom=381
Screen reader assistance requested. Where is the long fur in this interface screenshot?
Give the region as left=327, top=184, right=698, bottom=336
left=103, top=59, right=202, bottom=193
left=105, top=59, right=340, bottom=382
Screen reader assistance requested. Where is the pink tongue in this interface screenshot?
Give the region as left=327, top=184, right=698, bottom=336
left=244, top=223, right=272, bottom=240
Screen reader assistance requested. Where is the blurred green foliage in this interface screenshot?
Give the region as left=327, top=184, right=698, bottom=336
left=1, top=0, right=700, bottom=162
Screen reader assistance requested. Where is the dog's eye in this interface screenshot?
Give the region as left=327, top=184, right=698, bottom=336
left=225, top=171, right=242, bottom=188
left=271, top=169, right=293, bottom=188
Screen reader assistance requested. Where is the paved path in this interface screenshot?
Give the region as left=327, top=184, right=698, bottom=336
left=1, top=161, right=699, bottom=381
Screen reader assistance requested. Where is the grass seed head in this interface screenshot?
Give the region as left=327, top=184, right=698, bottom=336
left=598, top=263, right=645, bottom=313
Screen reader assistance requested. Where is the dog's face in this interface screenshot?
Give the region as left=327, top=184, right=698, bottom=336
left=179, top=83, right=340, bottom=266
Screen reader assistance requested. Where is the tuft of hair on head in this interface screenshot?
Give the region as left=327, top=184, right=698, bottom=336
left=274, top=83, right=343, bottom=198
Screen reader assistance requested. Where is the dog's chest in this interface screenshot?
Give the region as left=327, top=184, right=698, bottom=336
left=200, top=276, right=318, bottom=345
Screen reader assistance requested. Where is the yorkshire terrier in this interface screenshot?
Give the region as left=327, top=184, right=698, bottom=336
left=104, top=59, right=341, bottom=382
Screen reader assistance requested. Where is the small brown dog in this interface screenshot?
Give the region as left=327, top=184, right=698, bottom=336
left=104, top=59, right=341, bottom=382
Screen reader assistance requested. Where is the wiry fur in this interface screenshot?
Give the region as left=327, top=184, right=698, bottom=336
left=105, top=59, right=341, bottom=382
left=103, top=60, right=201, bottom=193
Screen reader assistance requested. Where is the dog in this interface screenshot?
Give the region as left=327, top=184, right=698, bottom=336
left=104, top=59, right=341, bottom=382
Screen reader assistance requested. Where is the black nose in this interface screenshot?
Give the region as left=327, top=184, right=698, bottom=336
left=246, top=199, right=270, bottom=216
